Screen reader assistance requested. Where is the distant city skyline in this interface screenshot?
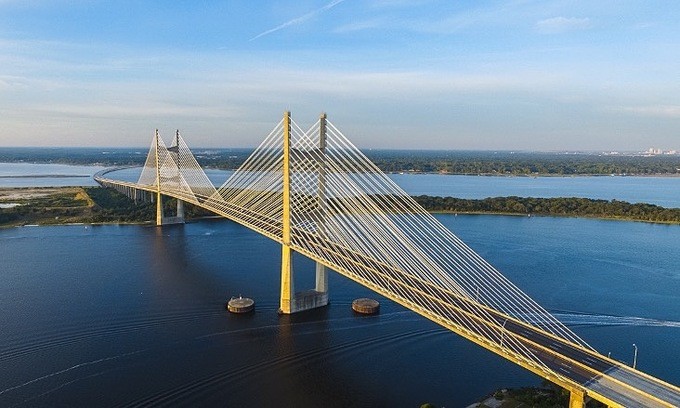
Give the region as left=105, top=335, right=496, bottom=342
left=1, top=1, right=679, bottom=150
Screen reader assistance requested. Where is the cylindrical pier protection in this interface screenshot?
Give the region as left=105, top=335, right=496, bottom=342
left=352, top=298, right=380, bottom=314
left=227, top=296, right=255, bottom=314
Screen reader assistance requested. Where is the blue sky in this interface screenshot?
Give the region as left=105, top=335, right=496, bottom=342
left=1, top=0, right=679, bottom=150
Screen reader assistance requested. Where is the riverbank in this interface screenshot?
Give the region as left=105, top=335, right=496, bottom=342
left=415, top=195, right=680, bottom=224
left=2, top=187, right=680, bottom=227
left=0, top=186, right=154, bottom=227
left=463, top=385, right=606, bottom=408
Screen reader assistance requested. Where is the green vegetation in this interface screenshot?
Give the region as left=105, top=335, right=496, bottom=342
left=0, top=187, right=211, bottom=227
left=473, top=384, right=606, bottom=408
left=414, top=195, right=680, bottom=224
left=2, top=187, right=679, bottom=227
left=3, top=147, right=680, bottom=175
left=0, top=187, right=92, bottom=226
left=369, top=151, right=680, bottom=175
left=84, top=187, right=156, bottom=223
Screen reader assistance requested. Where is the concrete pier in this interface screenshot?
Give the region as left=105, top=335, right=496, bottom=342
left=155, top=195, right=185, bottom=226
left=352, top=298, right=380, bottom=314
left=290, top=290, right=329, bottom=313
left=227, top=296, right=255, bottom=313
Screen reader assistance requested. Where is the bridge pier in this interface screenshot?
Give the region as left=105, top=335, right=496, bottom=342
left=279, top=252, right=329, bottom=314
left=568, top=389, right=585, bottom=408
left=177, top=199, right=184, bottom=219
left=279, top=249, right=329, bottom=314
left=155, top=191, right=163, bottom=226
left=154, top=194, right=185, bottom=226
left=316, top=262, right=328, bottom=293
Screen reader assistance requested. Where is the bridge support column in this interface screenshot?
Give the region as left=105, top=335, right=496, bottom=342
left=155, top=128, right=164, bottom=226
left=155, top=191, right=163, bottom=226
left=568, top=389, right=585, bottom=408
left=315, top=263, right=328, bottom=293
left=155, top=195, right=185, bottom=226
left=280, top=245, right=294, bottom=314
left=177, top=199, right=184, bottom=219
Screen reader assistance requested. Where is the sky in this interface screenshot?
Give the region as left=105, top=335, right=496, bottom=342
left=0, top=0, right=679, bottom=150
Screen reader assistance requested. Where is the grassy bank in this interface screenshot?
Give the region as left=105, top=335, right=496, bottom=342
left=0, top=186, right=210, bottom=227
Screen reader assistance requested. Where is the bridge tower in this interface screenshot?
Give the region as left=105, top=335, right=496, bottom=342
left=315, top=113, right=328, bottom=295
left=154, top=129, right=163, bottom=226
left=279, top=111, right=330, bottom=314
left=168, top=130, right=185, bottom=223
left=153, top=129, right=185, bottom=226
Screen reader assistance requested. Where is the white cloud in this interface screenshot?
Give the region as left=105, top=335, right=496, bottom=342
left=333, top=18, right=385, bottom=33
left=250, top=0, right=347, bottom=41
left=22, top=102, right=243, bottom=119
left=536, top=17, right=592, bottom=34
left=616, top=105, right=680, bottom=118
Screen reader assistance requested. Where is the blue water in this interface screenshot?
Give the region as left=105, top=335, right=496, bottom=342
left=3, top=163, right=680, bottom=207
left=0, top=216, right=678, bottom=407
left=106, top=167, right=680, bottom=208
left=392, top=173, right=680, bottom=208
left=0, top=163, right=105, bottom=187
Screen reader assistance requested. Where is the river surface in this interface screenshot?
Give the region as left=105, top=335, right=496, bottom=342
left=0, top=163, right=106, bottom=187
left=1, top=164, right=679, bottom=406
left=2, top=163, right=680, bottom=207
left=115, top=167, right=680, bottom=207
left=0, top=215, right=678, bottom=407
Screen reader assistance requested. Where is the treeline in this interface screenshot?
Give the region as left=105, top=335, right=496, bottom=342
left=85, top=187, right=156, bottom=223
left=4, top=187, right=680, bottom=226
left=85, top=188, right=212, bottom=223
left=0, top=147, right=251, bottom=168
left=3, top=147, right=680, bottom=175
left=413, top=195, right=680, bottom=223
left=370, top=152, right=680, bottom=175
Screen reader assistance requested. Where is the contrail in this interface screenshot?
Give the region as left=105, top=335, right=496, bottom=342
left=250, top=0, right=347, bottom=41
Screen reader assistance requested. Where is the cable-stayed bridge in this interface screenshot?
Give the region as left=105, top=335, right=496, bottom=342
left=95, top=112, right=680, bottom=408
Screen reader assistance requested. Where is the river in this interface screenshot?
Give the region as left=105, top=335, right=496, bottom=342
left=0, top=164, right=679, bottom=407
left=3, top=163, right=680, bottom=207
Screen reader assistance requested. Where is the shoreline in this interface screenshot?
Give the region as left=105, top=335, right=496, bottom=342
left=428, top=210, right=680, bottom=225
left=391, top=171, right=680, bottom=178
left=3, top=160, right=680, bottom=178
left=2, top=186, right=679, bottom=228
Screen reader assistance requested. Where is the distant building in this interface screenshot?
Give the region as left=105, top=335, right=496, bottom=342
left=646, top=147, right=678, bottom=155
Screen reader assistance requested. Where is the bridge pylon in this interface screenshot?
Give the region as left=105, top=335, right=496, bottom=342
left=314, top=113, right=329, bottom=295
left=152, top=129, right=185, bottom=226
left=279, top=111, right=329, bottom=314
